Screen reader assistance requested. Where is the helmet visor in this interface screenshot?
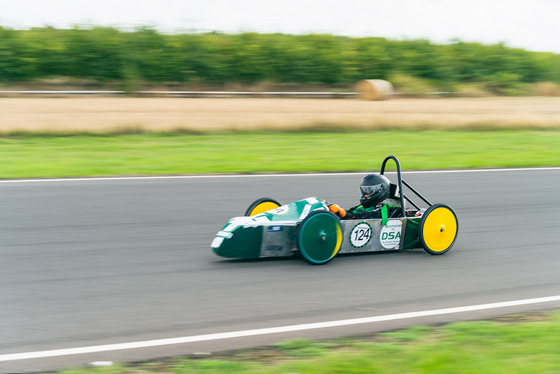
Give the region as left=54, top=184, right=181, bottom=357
left=360, top=184, right=383, bottom=198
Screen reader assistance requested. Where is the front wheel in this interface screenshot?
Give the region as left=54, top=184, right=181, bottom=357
left=297, top=210, right=343, bottom=265
left=419, top=204, right=458, bottom=255
left=245, top=197, right=282, bottom=216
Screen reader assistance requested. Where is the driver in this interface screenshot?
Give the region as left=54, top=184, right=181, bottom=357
left=328, top=174, right=400, bottom=220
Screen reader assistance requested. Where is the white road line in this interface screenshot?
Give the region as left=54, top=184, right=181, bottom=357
left=2, top=295, right=560, bottom=362
left=0, top=167, right=559, bottom=184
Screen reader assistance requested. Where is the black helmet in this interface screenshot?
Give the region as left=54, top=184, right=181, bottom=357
left=359, top=174, right=390, bottom=208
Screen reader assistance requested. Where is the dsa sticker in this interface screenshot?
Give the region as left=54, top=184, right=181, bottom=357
left=350, top=222, right=372, bottom=248
left=380, top=220, right=402, bottom=249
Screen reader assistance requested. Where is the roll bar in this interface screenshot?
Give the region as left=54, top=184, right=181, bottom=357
left=380, top=155, right=432, bottom=217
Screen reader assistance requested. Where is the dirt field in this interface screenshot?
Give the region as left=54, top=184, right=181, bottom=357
left=1, top=97, right=560, bottom=133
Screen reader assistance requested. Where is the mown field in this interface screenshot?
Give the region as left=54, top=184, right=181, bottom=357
left=2, top=97, right=560, bottom=134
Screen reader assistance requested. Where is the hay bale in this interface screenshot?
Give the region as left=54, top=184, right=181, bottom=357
left=355, top=79, right=394, bottom=100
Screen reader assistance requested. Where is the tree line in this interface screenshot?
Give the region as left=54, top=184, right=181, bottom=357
left=1, top=26, right=560, bottom=94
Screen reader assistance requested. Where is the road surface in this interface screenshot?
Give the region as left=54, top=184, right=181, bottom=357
left=1, top=168, right=560, bottom=372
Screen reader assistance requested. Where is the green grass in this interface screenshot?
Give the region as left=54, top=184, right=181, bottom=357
left=55, top=311, right=560, bottom=374
left=1, top=130, right=560, bottom=179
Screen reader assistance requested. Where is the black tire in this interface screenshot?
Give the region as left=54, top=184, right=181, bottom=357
left=297, top=210, right=343, bottom=265
left=419, top=203, right=459, bottom=255
left=244, top=197, right=282, bottom=216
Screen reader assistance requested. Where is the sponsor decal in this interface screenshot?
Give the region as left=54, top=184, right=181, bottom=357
left=350, top=222, right=372, bottom=248
left=267, top=225, right=284, bottom=232
left=379, top=220, right=402, bottom=249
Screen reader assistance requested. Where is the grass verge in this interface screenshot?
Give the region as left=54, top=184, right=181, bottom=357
left=57, top=310, right=560, bottom=374
left=1, top=130, right=560, bottom=179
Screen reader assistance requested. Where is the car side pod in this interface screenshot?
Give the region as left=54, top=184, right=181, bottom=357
left=211, top=221, right=264, bottom=259
left=212, top=198, right=283, bottom=259
left=297, top=210, right=343, bottom=265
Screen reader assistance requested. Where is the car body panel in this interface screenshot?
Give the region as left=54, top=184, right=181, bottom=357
left=212, top=197, right=423, bottom=259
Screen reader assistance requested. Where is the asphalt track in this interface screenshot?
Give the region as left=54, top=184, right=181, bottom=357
left=1, top=168, right=560, bottom=372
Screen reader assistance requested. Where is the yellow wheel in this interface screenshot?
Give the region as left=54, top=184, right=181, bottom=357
left=419, top=204, right=458, bottom=255
left=245, top=197, right=282, bottom=216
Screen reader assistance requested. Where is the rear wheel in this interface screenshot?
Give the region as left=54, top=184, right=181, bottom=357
left=245, top=197, right=282, bottom=216
left=297, top=210, right=343, bottom=265
left=419, top=204, right=458, bottom=255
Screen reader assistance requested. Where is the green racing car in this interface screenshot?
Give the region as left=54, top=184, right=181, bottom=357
left=211, top=155, right=459, bottom=265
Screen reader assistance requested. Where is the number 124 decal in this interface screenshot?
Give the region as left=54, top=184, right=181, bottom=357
left=350, top=222, right=372, bottom=248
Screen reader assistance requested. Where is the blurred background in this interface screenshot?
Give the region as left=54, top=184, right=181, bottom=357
left=1, top=0, right=559, bottom=96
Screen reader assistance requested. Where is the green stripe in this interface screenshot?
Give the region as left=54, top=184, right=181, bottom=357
left=381, top=205, right=388, bottom=226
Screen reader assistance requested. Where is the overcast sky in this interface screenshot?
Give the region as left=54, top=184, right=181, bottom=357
left=1, top=0, right=559, bottom=53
